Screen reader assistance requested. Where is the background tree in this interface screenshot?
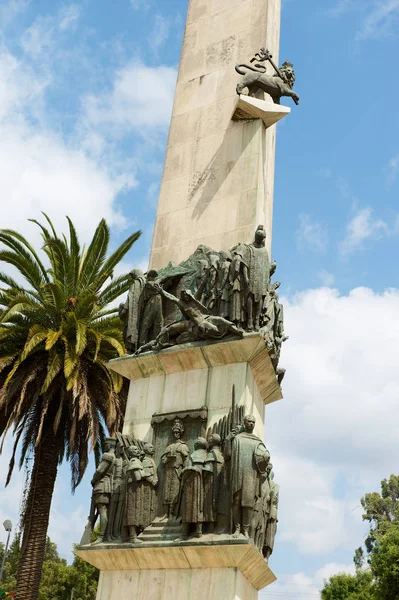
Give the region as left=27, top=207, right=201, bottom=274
left=0, top=215, right=140, bottom=599
left=321, top=475, right=399, bottom=600
left=0, top=535, right=98, bottom=599
left=321, top=571, right=374, bottom=600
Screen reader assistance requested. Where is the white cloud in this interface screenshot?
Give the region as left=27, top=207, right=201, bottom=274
left=339, top=207, right=390, bottom=254
left=0, top=46, right=136, bottom=250
left=21, top=15, right=54, bottom=57
left=327, top=0, right=399, bottom=40
left=0, top=0, right=29, bottom=34
left=83, top=63, right=177, bottom=136
left=267, top=287, right=399, bottom=561
left=21, top=3, right=82, bottom=57
left=0, top=50, right=47, bottom=120
left=318, top=270, right=335, bottom=286
left=317, top=166, right=332, bottom=178
left=130, top=0, right=152, bottom=10
left=150, top=15, right=171, bottom=51
left=0, top=121, right=132, bottom=240
left=59, top=4, right=81, bottom=31
left=48, top=475, right=88, bottom=560
left=276, top=457, right=360, bottom=555
left=297, top=214, right=328, bottom=253
left=388, top=154, right=399, bottom=183
left=260, top=563, right=354, bottom=599
left=327, top=0, right=355, bottom=17
left=357, top=0, right=399, bottom=39
left=0, top=438, right=25, bottom=536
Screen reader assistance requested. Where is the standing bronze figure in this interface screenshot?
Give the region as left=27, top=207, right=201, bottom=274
left=224, top=415, right=270, bottom=540
left=91, top=438, right=116, bottom=544
left=125, top=446, right=144, bottom=543
left=161, top=418, right=189, bottom=519
left=180, top=437, right=208, bottom=539
left=119, top=268, right=145, bottom=353
left=141, top=443, right=158, bottom=529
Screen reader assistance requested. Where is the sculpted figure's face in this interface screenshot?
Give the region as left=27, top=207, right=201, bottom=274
left=172, top=429, right=181, bottom=440
left=255, top=230, right=266, bottom=245
left=128, top=446, right=139, bottom=458
left=284, top=67, right=294, bottom=82
left=244, top=416, right=256, bottom=433
left=146, top=444, right=155, bottom=455
left=209, top=434, right=221, bottom=447
left=195, top=438, right=207, bottom=450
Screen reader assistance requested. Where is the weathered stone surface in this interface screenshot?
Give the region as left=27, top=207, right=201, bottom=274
left=233, top=95, right=290, bottom=128
left=149, top=0, right=282, bottom=269
left=108, top=335, right=281, bottom=406
left=75, top=541, right=276, bottom=592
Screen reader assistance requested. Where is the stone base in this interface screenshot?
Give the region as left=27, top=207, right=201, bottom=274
left=96, top=568, right=258, bottom=599
left=108, top=335, right=282, bottom=442
left=232, top=95, right=290, bottom=128
left=75, top=540, right=276, bottom=598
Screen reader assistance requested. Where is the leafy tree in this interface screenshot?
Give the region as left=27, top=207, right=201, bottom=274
left=321, top=475, right=399, bottom=600
left=69, top=553, right=98, bottom=600
left=369, top=522, right=399, bottom=599
left=0, top=215, right=140, bottom=599
left=0, top=535, right=98, bottom=599
left=321, top=571, right=374, bottom=600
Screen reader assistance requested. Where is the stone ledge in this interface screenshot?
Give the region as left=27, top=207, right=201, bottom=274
left=232, top=95, right=290, bottom=128
left=108, top=335, right=283, bottom=406
left=74, top=540, right=276, bottom=591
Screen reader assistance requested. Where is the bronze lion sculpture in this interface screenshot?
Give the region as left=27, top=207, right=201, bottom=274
left=235, top=49, right=299, bottom=105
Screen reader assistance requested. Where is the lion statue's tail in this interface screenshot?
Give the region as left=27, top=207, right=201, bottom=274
left=235, top=63, right=266, bottom=76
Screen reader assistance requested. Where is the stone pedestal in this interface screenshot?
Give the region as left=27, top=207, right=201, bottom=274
left=233, top=95, right=290, bottom=128
left=96, top=569, right=257, bottom=600
left=109, top=335, right=282, bottom=442
left=75, top=540, right=276, bottom=600
left=88, top=336, right=282, bottom=598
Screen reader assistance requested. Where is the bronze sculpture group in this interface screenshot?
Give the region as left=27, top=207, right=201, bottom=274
left=86, top=414, right=279, bottom=561
left=119, top=225, right=288, bottom=383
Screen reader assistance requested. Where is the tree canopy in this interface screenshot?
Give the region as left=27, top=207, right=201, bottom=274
left=321, top=475, right=399, bottom=600
left=0, top=214, right=140, bottom=598
left=0, top=534, right=98, bottom=600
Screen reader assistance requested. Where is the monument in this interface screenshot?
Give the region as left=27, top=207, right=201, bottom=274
left=75, top=0, right=298, bottom=597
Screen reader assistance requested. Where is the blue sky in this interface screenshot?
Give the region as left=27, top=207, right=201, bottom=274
left=0, top=1, right=399, bottom=598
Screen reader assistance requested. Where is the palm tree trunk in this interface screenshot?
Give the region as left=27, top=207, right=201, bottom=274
left=16, top=430, right=59, bottom=600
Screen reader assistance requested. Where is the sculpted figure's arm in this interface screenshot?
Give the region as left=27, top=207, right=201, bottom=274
left=223, top=427, right=239, bottom=461
left=156, top=285, right=182, bottom=308
left=220, top=264, right=229, bottom=292
left=127, top=459, right=144, bottom=483
left=161, top=449, right=171, bottom=465
left=91, top=455, right=112, bottom=486
left=151, top=463, right=159, bottom=486
left=269, top=487, right=279, bottom=521
left=119, top=300, right=128, bottom=319
left=181, top=444, right=190, bottom=467
left=242, top=264, right=249, bottom=288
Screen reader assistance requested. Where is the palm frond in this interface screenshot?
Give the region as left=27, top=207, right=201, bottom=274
left=79, top=219, right=110, bottom=290
left=96, top=230, right=141, bottom=288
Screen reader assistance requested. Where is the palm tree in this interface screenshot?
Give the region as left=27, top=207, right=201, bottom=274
left=0, top=215, right=140, bottom=599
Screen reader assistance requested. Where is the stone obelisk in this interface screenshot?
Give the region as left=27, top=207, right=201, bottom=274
left=76, top=1, right=292, bottom=598
left=150, top=0, right=283, bottom=268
